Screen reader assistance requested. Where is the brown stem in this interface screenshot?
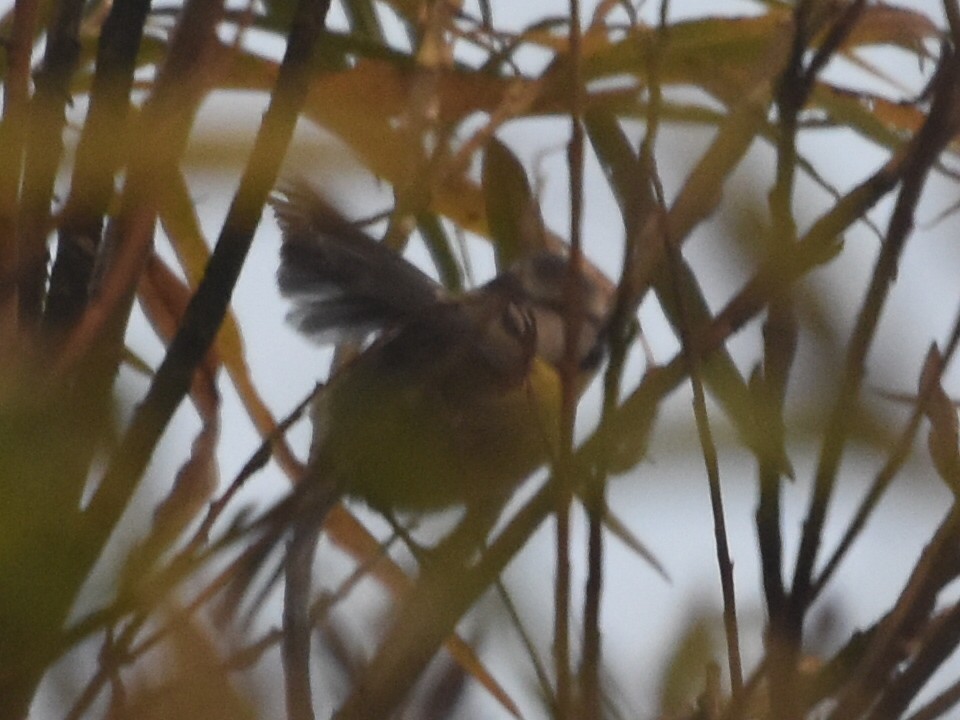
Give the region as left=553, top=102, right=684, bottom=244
left=46, top=0, right=154, bottom=329
left=17, top=0, right=85, bottom=325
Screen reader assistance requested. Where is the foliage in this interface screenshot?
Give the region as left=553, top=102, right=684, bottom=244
left=0, top=0, right=958, bottom=718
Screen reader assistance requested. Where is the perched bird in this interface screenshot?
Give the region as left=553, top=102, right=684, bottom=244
left=273, top=185, right=611, bottom=516
left=223, top=183, right=615, bottom=719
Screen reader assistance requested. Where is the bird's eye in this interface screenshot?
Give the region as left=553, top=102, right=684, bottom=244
left=501, top=302, right=534, bottom=341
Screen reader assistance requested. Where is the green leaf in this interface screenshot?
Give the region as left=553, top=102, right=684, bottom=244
left=584, top=106, right=654, bottom=238
left=482, top=137, right=544, bottom=269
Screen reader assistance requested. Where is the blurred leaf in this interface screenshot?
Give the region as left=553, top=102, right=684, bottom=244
left=315, top=505, right=525, bottom=716
left=221, top=54, right=499, bottom=233
left=442, top=636, right=523, bottom=720
left=378, top=0, right=419, bottom=25
left=837, top=4, right=940, bottom=56
left=0, top=367, right=117, bottom=713
left=258, top=0, right=298, bottom=31
left=919, top=345, right=960, bottom=488
left=601, top=507, right=669, bottom=581
left=122, top=346, right=155, bottom=376
left=123, top=609, right=256, bottom=720
left=156, top=180, right=210, bottom=289
left=814, top=83, right=923, bottom=152
left=0, top=0, right=55, bottom=79
left=341, top=0, right=384, bottom=43
left=156, top=174, right=304, bottom=478
left=586, top=107, right=785, bottom=475
left=158, top=418, right=221, bottom=543
left=658, top=616, right=717, bottom=716
left=584, top=13, right=795, bottom=103
left=482, top=136, right=545, bottom=268
left=122, top=417, right=221, bottom=597
left=583, top=106, right=653, bottom=238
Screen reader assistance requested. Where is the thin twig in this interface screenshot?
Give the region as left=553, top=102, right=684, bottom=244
left=192, top=387, right=315, bottom=546
left=828, top=506, right=960, bottom=720
left=497, top=580, right=556, bottom=711
left=790, top=42, right=960, bottom=632
left=654, top=83, right=744, bottom=705
left=64, top=616, right=143, bottom=720
left=555, top=1, right=586, bottom=717
left=866, top=602, right=960, bottom=720
left=761, top=0, right=824, bottom=710
left=643, top=0, right=743, bottom=698
left=811, top=297, right=960, bottom=600
left=283, top=516, right=323, bottom=720
left=904, top=671, right=960, bottom=720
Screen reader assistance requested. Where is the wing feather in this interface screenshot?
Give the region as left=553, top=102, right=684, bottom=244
left=273, top=185, right=444, bottom=343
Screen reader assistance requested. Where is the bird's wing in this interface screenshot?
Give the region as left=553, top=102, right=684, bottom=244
left=273, top=184, right=444, bottom=343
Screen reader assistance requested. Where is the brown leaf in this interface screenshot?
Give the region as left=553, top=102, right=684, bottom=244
left=839, top=4, right=940, bottom=56
left=919, top=345, right=960, bottom=488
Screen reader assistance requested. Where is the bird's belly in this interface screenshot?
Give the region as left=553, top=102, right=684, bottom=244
left=315, top=359, right=562, bottom=513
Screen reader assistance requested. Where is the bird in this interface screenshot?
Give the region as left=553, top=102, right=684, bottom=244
left=219, top=183, right=615, bottom=720
left=274, top=184, right=611, bottom=513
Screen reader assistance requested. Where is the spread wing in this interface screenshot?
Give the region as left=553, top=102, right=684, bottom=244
left=273, top=185, right=444, bottom=343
